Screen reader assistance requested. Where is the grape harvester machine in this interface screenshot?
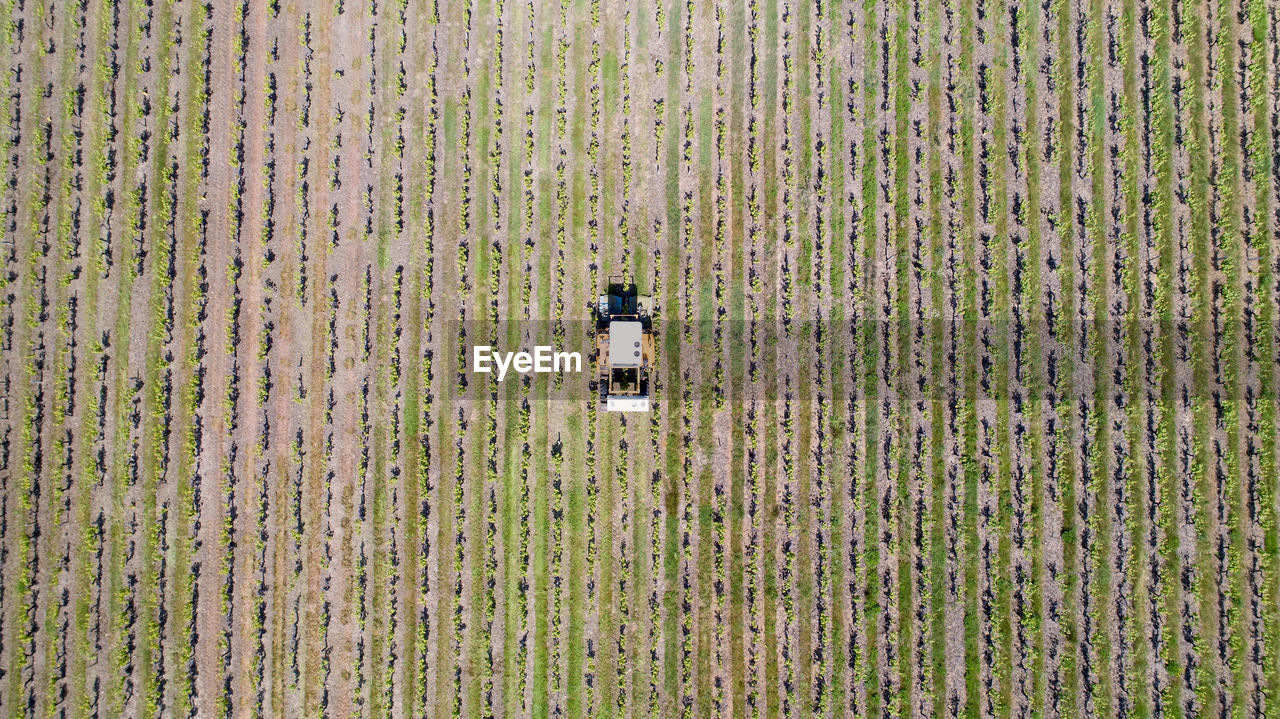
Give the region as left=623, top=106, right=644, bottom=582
left=593, top=277, right=656, bottom=412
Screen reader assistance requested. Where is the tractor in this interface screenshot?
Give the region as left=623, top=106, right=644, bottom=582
left=593, top=276, right=656, bottom=411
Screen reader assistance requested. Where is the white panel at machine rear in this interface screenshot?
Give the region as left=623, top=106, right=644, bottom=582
left=606, top=396, right=650, bottom=412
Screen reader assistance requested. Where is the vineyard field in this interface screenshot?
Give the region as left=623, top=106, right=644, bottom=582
left=1, top=0, right=1279, bottom=717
